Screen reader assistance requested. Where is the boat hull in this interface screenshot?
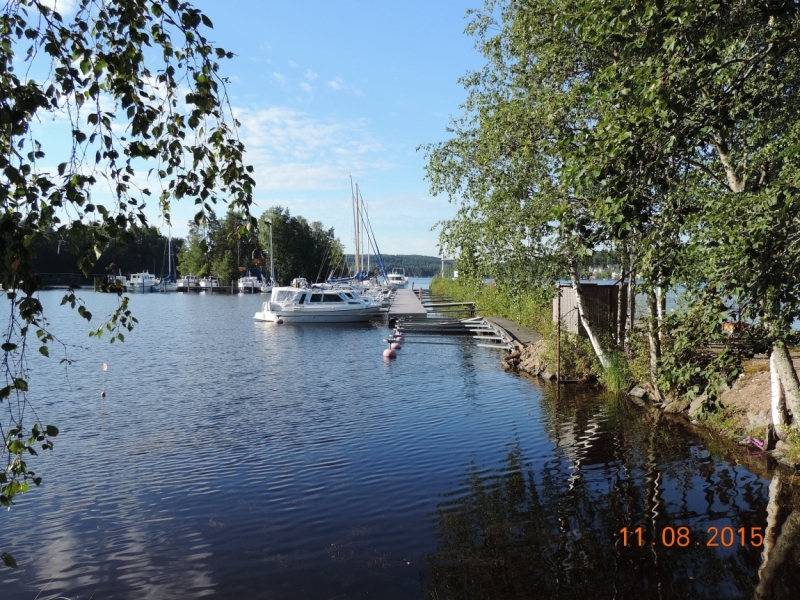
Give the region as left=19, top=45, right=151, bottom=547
left=253, top=308, right=379, bottom=323
left=127, top=283, right=155, bottom=293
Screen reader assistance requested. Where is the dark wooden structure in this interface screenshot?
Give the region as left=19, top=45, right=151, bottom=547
left=553, top=282, right=627, bottom=337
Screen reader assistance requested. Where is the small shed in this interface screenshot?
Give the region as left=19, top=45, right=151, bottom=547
left=553, top=282, right=627, bottom=337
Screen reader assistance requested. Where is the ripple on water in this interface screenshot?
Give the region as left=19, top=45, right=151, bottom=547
left=1, top=292, right=796, bottom=599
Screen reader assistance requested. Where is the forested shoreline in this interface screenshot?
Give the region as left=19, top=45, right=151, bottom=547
left=29, top=208, right=444, bottom=284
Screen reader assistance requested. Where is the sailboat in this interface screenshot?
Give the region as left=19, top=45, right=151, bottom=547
left=260, top=221, right=276, bottom=293
left=159, top=235, right=178, bottom=292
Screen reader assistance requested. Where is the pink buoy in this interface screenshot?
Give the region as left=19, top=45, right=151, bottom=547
left=391, top=342, right=402, bottom=350
left=275, top=318, right=284, bottom=325
left=383, top=348, right=397, bottom=359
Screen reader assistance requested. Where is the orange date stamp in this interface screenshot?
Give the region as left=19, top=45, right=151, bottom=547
left=619, top=525, right=764, bottom=548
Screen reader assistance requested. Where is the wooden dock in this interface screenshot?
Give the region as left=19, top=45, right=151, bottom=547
left=389, top=289, right=428, bottom=318
left=484, top=317, right=542, bottom=347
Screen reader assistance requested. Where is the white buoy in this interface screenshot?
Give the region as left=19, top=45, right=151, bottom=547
left=391, top=342, right=402, bottom=350
left=383, top=348, right=397, bottom=359
left=100, top=391, right=106, bottom=398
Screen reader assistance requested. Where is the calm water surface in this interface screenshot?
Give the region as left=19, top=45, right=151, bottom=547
left=2, top=289, right=799, bottom=599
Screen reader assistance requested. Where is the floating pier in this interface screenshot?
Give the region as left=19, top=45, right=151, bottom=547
left=388, top=288, right=428, bottom=318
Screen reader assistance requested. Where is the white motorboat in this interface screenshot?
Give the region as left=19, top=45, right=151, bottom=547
left=387, top=268, right=408, bottom=289
left=127, top=272, right=158, bottom=293
left=254, top=286, right=382, bottom=323
left=199, top=276, right=221, bottom=290
left=177, top=274, right=199, bottom=291
left=238, top=268, right=266, bottom=293
left=238, top=275, right=260, bottom=293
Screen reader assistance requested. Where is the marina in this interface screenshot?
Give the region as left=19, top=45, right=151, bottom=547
left=3, top=288, right=797, bottom=599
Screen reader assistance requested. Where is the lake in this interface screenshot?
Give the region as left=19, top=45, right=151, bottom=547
left=1, top=287, right=799, bottom=599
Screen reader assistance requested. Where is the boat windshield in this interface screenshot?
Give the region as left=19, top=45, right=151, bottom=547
left=273, top=289, right=302, bottom=304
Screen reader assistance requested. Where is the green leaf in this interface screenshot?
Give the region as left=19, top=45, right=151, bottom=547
left=1, top=552, right=17, bottom=569
left=45, top=425, right=59, bottom=437
left=39, top=345, right=49, bottom=357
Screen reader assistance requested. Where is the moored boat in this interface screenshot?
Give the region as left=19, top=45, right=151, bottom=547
left=238, top=268, right=264, bottom=293
left=177, top=274, right=199, bottom=291
left=387, top=268, right=408, bottom=289
left=127, top=272, right=158, bottom=293
left=253, top=285, right=382, bottom=323
left=199, top=276, right=221, bottom=290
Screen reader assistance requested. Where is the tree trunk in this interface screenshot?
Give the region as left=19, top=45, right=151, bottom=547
left=656, top=285, right=666, bottom=344
left=625, top=249, right=636, bottom=349
left=771, top=343, right=800, bottom=430
left=616, top=241, right=627, bottom=346
left=646, top=289, right=662, bottom=400
left=569, top=258, right=610, bottom=370
left=770, top=352, right=790, bottom=438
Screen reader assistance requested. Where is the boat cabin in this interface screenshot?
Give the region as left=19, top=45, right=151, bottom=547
left=272, top=288, right=365, bottom=306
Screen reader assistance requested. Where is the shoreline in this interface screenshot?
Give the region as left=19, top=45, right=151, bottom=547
left=502, top=332, right=800, bottom=474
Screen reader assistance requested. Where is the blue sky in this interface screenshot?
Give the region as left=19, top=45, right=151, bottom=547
left=178, top=0, right=484, bottom=256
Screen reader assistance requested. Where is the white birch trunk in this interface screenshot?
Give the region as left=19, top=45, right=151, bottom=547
left=771, top=343, right=800, bottom=431
left=770, top=352, right=790, bottom=438
left=646, top=290, right=662, bottom=400
left=616, top=241, right=627, bottom=346
left=569, top=259, right=610, bottom=370
left=656, top=286, right=666, bottom=345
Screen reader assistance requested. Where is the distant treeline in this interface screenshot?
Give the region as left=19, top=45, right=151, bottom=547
left=30, top=226, right=184, bottom=279
left=30, top=206, right=347, bottom=286
left=345, top=254, right=444, bottom=277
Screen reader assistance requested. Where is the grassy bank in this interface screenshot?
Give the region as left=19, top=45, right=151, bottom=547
left=430, top=276, right=553, bottom=335
left=430, top=276, right=599, bottom=382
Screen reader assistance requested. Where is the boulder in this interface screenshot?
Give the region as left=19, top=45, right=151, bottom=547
left=663, top=399, right=690, bottom=414
left=629, top=395, right=646, bottom=408
left=629, top=386, right=648, bottom=399
left=541, top=370, right=556, bottom=381
left=688, top=394, right=707, bottom=419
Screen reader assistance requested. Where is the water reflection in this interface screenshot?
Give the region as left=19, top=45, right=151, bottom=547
left=3, top=292, right=800, bottom=598
left=425, top=385, right=800, bottom=599
left=756, top=475, right=800, bottom=599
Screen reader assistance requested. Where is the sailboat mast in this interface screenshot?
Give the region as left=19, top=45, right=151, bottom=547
left=269, top=222, right=275, bottom=282
left=355, top=183, right=361, bottom=274
left=350, top=177, right=359, bottom=275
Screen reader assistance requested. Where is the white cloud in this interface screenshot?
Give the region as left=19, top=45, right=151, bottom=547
left=272, top=72, right=287, bottom=85
left=326, top=77, right=363, bottom=96
left=299, top=82, right=312, bottom=94
left=232, top=106, right=393, bottom=191
left=288, top=60, right=297, bottom=68
left=39, top=0, right=77, bottom=13
left=304, top=70, right=318, bottom=81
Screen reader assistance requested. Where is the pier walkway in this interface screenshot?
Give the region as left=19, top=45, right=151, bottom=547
left=388, top=289, right=428, bottom=318
left=484, top=317, right=542, bottom=347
